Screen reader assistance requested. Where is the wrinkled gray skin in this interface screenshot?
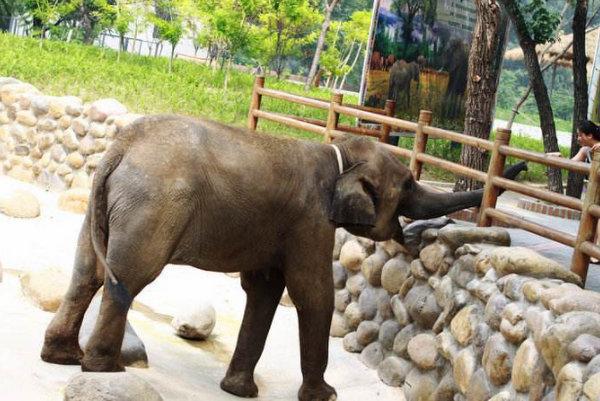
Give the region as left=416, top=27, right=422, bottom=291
left=42, top=115, right=516, bottom=401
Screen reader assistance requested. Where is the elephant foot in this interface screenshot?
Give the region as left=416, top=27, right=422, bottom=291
left=81, top=354, right=124, bottom=372
left=220, top=372, right=258, bottom=398
left=41, top=335, right=83, bottom=365
left=298, top=381, right=337, bottom=401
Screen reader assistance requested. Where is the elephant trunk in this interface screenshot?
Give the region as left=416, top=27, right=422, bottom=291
left=401, top=161, right=528, bottom=221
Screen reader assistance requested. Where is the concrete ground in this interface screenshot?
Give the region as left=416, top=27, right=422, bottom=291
left=0, top=173, right=597, bottom=401
left=0, top=174, right=402, bottom=401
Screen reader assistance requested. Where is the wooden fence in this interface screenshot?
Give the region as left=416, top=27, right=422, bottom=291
left=247, top=76, right=600, bottom=284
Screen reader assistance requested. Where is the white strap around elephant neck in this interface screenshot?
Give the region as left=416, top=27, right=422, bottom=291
left=330, top=144, right=344, bottom=175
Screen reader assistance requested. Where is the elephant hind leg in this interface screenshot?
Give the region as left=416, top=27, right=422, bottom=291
left=41, top=213, right=104, bottom=365
left=221, top=267, right=285, bottom=398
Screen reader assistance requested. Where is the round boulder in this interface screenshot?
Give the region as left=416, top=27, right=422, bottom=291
left=64, top=372, right=163, bottom=401
left=0, top=189, right=40, bottom=218
left=171, top=302, right=216, bottom=340
left=407, top=333, right=438, bottom=370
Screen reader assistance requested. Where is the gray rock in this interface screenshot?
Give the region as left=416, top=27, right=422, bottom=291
left=498, top=274, right=533, bottom=301
left=403, top=368, right=438, bottom=401
left=339, top=240, right=368, bottom=272
left=330, top=311, right=350, bottom=337
left=361, top=249, right=388, bottom=287
left=437, top=330, right=459, bottom=361
left=64, top=372, right=162, bottom=401
left=587, top=355, right=600, bottom=377
left=431, top=372, right=457, bottom=401
left=512, top=338, right=544, bottom=393
left=360, top=341, right=384, bottom=369
left=390, top=294, right=410, bottom=325
left=393, top=324, right=418, bottom=358
left=31, top=95, right=49, bottom=116
left=465, top=368, right=492, bottom=401
left=569, top=334, right=600, bottom=363
left=343, top=332, right=364, bottom=353
left=540, top=312, right=600, bottom=377
left=344, top=301, right=362, bottom=330
left=358, top=286, right=389, bottom=321
left=421, top=228, right=439, bottom=242
left=555, top=362, right=585, bottom=401
left=490, top=247, right=582, bottom=286
left=449, top=255, right=477, bottom=289
left=378, top=320, right=401, bottom=350
left=450, top=305, right=481, bottom=346
left=381, top=255, right=411, bottom=294
left=407, top=333, right=438, bottom=370
left=500, top=318, right=528, bottom=344
left=404, top=284, right=442, bottom=330
left=437, top=225, right=510, bottom=251
left=377, top=356, right=412, bottom=387
left=346, top=273, right=367, bottom=297
left=466, top=279, right=498, bottom=303
left=420, top=242, right=453, bottom=274
left=410, top=259, right=430, bottom=280
left=88, top=98, right=127, bottom=122
left=332, top=261, right=347, bottom=289
left=333, top=229, right=350, bottom=260
left=482, top=333, right=515, bottom=386
left=356, top=320, right=380, bottom=346
left=484, top=293, right=510, bottom=331
left=402, top=217, right=452, bottom=256
left=80, top=297, right=148, bottom=368
left=334, top=288, right=351, bottom=313
left=171, top=302, right=216, bottom=340
left=454, top=347, right=476, bottom=394
left=472, top=322, right=491, bottom=361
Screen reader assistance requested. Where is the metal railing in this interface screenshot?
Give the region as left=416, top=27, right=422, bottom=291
left=247, top=76, right=600, bottom=284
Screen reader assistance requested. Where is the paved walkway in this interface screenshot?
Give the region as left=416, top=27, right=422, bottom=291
left=493, top=119, right=573, bottom=147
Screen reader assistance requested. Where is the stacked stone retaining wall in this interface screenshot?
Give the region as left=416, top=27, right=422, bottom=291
left=331, top=220, right=600, bottom=401
left=0, top=77, right=140, bottom=192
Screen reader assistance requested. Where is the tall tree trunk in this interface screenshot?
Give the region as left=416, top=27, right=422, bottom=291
left=454, top=0, right=506, bottom=192
left=339, top=43, right=363, bottom=90
left=568, top=0, right=588, bottom=198
left=500, top=0, right=563, bottom=193
left=304, top=0, right=339, bottom=90
left=80, top=3, right=95, bottom=45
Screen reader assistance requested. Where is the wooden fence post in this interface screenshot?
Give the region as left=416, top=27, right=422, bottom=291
left=247, top=75, right=265, bottom=130
left=478, top=128, right=511, bottom=227
left=380, top=99, right=396, bottom=143
left=571, top=150, right=600, bottom=283
left=325, top=92, right=343, bottom=143
left=410, top=110, right=433, bottom=180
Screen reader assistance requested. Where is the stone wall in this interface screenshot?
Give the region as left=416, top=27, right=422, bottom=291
left=331, top=220, right=600, bottom=401
left=0, top=77, right=140, bottom=192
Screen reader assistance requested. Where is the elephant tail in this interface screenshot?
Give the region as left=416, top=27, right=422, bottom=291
left=89, top=137, right=132, bottom=307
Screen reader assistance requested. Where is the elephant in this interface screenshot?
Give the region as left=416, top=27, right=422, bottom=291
left=388, top=57, right=424, bottom=109
left=40, top=115, right=525, bottom=401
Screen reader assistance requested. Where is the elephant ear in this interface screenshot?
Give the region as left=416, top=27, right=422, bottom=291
left=330, top=164, right=377, bottom=227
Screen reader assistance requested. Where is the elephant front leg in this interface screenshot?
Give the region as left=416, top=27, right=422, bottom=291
left=284, top=256, right=336, bottom=401
left=221, top=268, right=285, bottom=398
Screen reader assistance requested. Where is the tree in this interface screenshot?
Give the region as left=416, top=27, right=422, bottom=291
left=568, top=0, right=588, bottom=197
left=454, top=0, right=508, bottom=192
left=250, top=0, right=320, bottom=78
left=148, top=5, right=183, bottom=73
left=304, top=0, right=340, bottom=90
left=112, top=0, right=134, bottom=61
left=498, top=0, right=563, bottom=193
left=0, top=0, right=24, bottom=31
left=337, top=10, right=370, bottom=89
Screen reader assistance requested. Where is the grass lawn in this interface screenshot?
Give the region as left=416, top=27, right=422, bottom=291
left=0, top=33, right=573, bottom=185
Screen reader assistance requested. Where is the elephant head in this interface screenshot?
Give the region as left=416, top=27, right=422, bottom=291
left=329, top=136, right=526, bottom=244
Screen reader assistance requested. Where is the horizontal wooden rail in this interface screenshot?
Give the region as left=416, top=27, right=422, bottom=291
left=492, top=176, right=583, bottom=211
left=580, top=241, right=600, bottom=260
left=380, top=142, right=413, bottom=159
left=422, top=126, right=494, bottom=151
left=252, top=110, right=327, bottom=135
left=485, top=208, right=577, bottom=247
left=333, top=104, right=420, bottom=131
left=283, top=115, right=381, bottom=138
left=257, top=87, right=330, bottom=110
left=589, top=204, right=600, bottom=219
left=416, top=153, right=488, bottom=182
left=499, top=145, right=591, bottom=175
